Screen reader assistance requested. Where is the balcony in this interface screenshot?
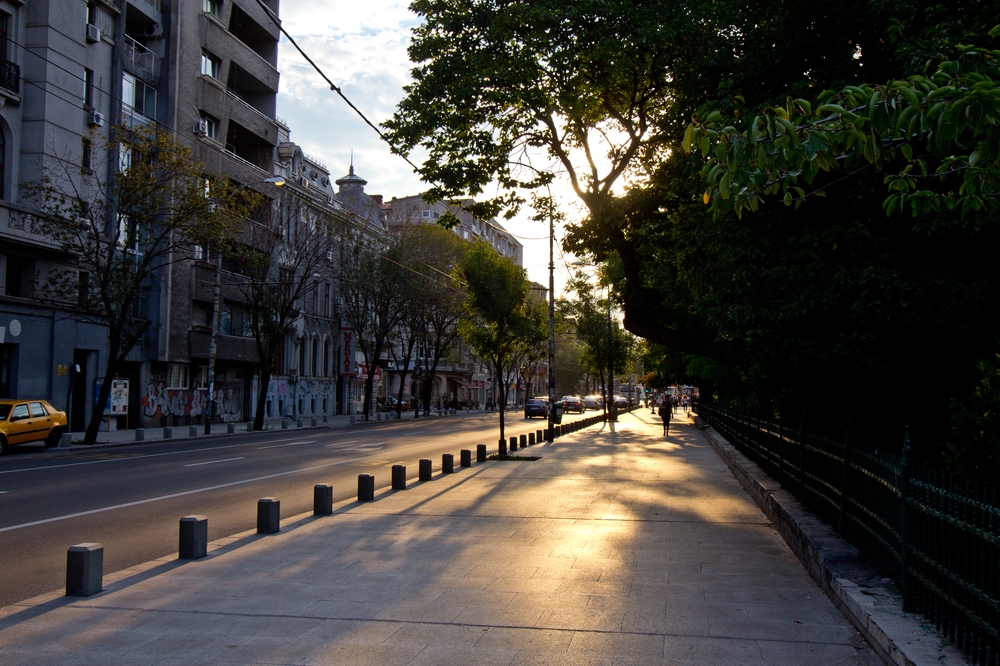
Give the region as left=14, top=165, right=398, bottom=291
left=123, top=36, right=160, bottom=82
left=0, top=58, right=19, bottom=97
left=121, top=103, right=155, bottom=130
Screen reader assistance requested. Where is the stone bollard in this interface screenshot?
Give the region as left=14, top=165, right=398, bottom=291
left=66, top=543, right=103, bottom=597
left=296, top=418, right=303, bottom=428
left=189, top=425, right=198, bottom=437
left=392, top=465, right=407, bottom=490
left=528, top=432, right=535, bottom=446
left=179, top=515, right=208, bottom=559
left=205, top=422, right=212, bottom=435
left=499, top=439, right=507, bottom=456
left=358, top=474, right=375, bottom=501
left=419, top=458, right=432, bottom=481
left=246, top=422, right=253, bottom=432
left=442, top=453, right=454, bottom=474
left=257, top=498, right=280, bottom=534
left=314, top=484, right=333, bottom=515
left=510, top=436, right=518, bottom=452
left=460, top=449, right=471, bottom=467
left=545, top=427, right=553, bottom=441
left=519, top=434, right=527, bottom=448
left=134, top=428, right=144, bottom=442
left=536, top=429, right=543, bottom=443
left=281, top=419, right=289, bottom=429
left=311, top=418, right=317, bottom=427
left=61, top=432, right=73, bottom=447
left=477, top=444, right=487, bottom=462
left=227, top=423, right=235, bottom=434
left=163, top=427, right=172, bottom=439
left=350, top=413, right=356, bottom=424
left=323, top=414, right=329, bottom=423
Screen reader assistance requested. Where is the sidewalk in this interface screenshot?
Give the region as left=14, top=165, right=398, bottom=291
left=59, top=408, right=490, bottom=450
left=0, top=412, right=882, bottom=664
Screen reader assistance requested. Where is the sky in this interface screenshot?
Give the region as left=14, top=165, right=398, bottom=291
left=274, top=1, right=583, bottom=294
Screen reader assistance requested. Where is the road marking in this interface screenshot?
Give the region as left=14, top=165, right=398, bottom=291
left=0, top=491, right=7, bottom=495
left=257, top=440, right=315, bottom=450
left=0, top=436, right=320, bottom=476
left=325, top=440, right=357, bottom=447
left=184, top=457, right=245, bottom=467
left=0, top=441, right=439, bottom=534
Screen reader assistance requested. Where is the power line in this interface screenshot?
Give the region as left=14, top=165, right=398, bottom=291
left=251, top=0, right=420, bottom=173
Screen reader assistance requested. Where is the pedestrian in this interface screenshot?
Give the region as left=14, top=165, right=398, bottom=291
left=681, top=394, right=690, bottom=414
left=658, top=397, right=671, bottom=436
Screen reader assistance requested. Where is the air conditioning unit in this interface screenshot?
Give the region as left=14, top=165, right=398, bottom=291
left=87, top=111, right=104, bottom=127
left=86, top=24, right=101, bottom=43
left=144, top=23, right=163, bottom=38
left=193, top=119, right=209, bottom=136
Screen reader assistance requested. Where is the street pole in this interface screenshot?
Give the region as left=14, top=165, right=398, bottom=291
left=607, top=283, right=616, bottom=431
left=547, top=204, right=556, bottom=441
left=205, top=248, right=222, bottom=435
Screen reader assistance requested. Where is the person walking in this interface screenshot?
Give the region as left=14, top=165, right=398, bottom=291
left=658, top=397, right=671, bottom=436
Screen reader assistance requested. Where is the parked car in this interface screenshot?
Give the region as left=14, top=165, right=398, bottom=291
left=561, top=396, right=585, bottom=413
left=524, top=397, right=549, bottom=419
left=0, top=399, right=68, bottom=454
left=583, top=395, right=604, bottom=410
left=613, top=395, right=629, bottom=409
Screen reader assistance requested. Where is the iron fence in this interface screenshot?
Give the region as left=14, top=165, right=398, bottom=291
left=698, top=402, right=1000, bottom=665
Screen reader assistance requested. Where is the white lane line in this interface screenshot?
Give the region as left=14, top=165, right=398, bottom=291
left=184, top=457, right=245, bottom=467
left=257, top=440, right=315, bottom=450
left=0, top=436, right=322, bottom=476
left=0, top=441, right=438, bottom=534
left=0, top=491, right=7, bottom=495
left=325, top=440, right=358, bottom=447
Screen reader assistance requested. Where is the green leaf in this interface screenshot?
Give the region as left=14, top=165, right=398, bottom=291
left=682, top=123, right=694, bottom=154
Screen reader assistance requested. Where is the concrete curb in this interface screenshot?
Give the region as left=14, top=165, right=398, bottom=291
left=696, top=419, right=970, bottom=666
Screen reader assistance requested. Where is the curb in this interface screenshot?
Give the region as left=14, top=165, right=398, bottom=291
left=696, top=419, right=969, bottom=666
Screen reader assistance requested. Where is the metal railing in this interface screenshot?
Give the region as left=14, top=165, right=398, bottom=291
left=698, top=402, right=1000, bottom=665
left=123, top=35, right=160, bottom=81
left=0, top=58, right=19, bottom=94
left=225, top=89, right=278, bottom=130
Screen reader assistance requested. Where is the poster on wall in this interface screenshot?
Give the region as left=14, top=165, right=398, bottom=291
left=110, top=379, right=129, bottom=415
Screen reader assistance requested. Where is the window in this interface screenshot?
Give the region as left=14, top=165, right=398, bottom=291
left=199, top=113, right=219, bottom=140
left=203, top=0, right=221, bottom=16
left=0, top=126, right=5, bottom=200
left=167, top=364, right=189, bottom=389
left=77, top=271, right=90, bottom=308
left=324, top=339, right=332, bottom=377
left=195, top=366, right=209, bottom=390
left=11, top=404, right=27, bottom=420
left=311, top=339, right=318, bottom=376
left=421, top=210, right=430, bottom=219
left=0, top=12, right=9, bottom=61
left=200, top=53, right=220, bottom=79
left=29, top=402, right=48, bottom=418
left=4, top=255, right=33, bottom=298
left=323, top=283, right=331, bottom=318
left=122, top=73, right=156, bottom=119
left=81, top=137, right=92, bottom=173
left=433, top=211, right=440, bottom=219
left=0, top=345, right=10, bottom=398
left=84, top=69, right=94, bottom=108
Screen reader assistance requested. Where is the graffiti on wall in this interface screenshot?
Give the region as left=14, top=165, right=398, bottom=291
left=262, top=379, right=336, bottom=417
left=141, top=372, right=244, bottom=422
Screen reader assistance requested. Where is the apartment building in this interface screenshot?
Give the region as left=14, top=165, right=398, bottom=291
left=0, top=0, right=287, bottom=432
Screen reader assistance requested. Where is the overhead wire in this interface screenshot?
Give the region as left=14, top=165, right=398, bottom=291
left=250, top=0, right=420, bottom=173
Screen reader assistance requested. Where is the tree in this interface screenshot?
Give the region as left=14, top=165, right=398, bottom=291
left=28, top=125, right=251, bottom=444
left=388, top=223, right=467, bottom=417
left=339, top=228, right=406, bottom=420
left=226, top=193, right=340, bottom=431
left=456, top=242, right=547, bottom=443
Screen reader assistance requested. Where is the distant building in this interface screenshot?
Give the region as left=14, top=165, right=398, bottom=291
left=387, top=194, right=523, bottom=267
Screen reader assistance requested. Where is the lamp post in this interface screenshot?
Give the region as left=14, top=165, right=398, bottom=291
left=606, top=282, right=616, bottom=431
left=547, top=204, right=556, bottom=442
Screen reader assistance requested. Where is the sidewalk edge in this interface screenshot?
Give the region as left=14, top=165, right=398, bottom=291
left=696, top=420, right=969, bottom=666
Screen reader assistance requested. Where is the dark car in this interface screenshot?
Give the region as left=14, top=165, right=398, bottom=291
left=613, top=395, right=628, bottom=409
left=524, top=398, right=548, bottom=419
left=583, top=395, right=604, bottom=410
left=562, top=396, right=585, bottom=413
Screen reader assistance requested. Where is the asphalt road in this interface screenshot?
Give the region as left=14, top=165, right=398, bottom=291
left=0, top=410, right=598, bottom=608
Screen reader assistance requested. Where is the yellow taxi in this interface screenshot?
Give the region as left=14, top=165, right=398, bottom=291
left=0, top=399, right=68, bottom=454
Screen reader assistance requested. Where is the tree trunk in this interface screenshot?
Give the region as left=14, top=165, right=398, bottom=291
left=495, top=357, right=506, bottom=442
left=84, top=362, right=118, bottom=444
left=253, top=368, right=272, bottom=431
